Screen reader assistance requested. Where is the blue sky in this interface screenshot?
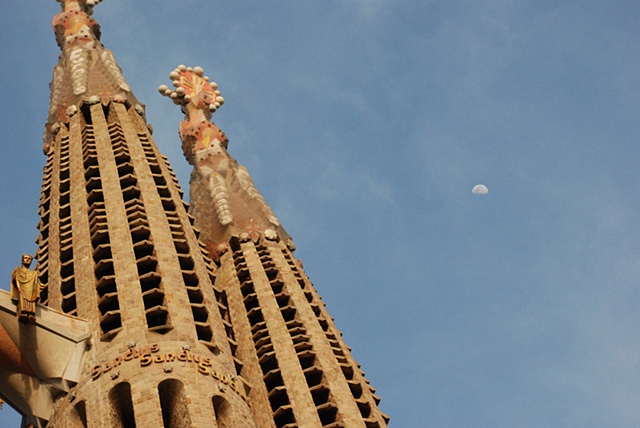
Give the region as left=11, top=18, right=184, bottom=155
left=1, top=1, right=640, bottom=427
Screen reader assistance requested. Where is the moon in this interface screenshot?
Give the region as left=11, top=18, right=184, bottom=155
left=472, top=184, right=489, bottom=195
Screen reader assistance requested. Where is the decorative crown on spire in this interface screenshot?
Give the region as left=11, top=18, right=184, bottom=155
left=159, top=65, right=227, bottom=165
left=160, top=65, right=285, bottom=244
left=45, top=0, right=139, bottom=154
left=159, top=65, right=225, bottom=112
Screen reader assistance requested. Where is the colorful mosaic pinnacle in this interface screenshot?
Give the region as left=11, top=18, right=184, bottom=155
left=160, top=66, right=284, bottom=245
left=45, top=0, right=138, bottom=153
left=159, top=66, right=228, bottom=164
left=159, top=65, right=225, bottom=112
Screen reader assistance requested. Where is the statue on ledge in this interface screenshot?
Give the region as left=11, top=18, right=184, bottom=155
left=10, top=255, right=46, bottom=323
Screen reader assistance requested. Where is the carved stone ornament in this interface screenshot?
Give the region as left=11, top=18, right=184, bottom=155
left=45, top=0, right=139, bottom=150
left=161, top=65, right=289, bottom=244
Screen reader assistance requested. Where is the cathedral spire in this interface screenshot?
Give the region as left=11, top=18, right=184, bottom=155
left=160, top=65, right=289, bottom=253
left=45, top=0, right=139, bottom=153
left=1, top=4, right=258, bottom=426
left=163, top=66, right=390, bottom=427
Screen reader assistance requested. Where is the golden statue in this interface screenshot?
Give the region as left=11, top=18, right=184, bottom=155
left=10, top=254, right=46, bottom=323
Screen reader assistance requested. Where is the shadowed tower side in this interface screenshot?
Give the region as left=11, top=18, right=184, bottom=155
left=161, top=65, right=390, bottom=428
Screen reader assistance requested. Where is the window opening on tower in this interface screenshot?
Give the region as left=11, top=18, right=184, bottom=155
left=158, top=379, right=192, bottom=428
left=212, top=396, right=232, bottom=428
left=108, top=382, right=136, bottom=428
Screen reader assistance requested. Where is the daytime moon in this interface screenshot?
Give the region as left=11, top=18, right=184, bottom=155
left=472, top=184, right=489, bottom=195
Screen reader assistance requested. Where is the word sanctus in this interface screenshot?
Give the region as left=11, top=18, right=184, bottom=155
left=90, top=344, right=245, bottom=397
left=91, top=344, right=161, bottom=379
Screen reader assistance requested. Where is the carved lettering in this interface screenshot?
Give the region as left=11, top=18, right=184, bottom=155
left=140, top=353, right=152, bottom=367
left=91, top=344, right=159, bottom=379
left=198, top=361, right=210, bottom=375
left=91, top=365, right=102, bottom=380
left=89, top=344, right=244, bottom=399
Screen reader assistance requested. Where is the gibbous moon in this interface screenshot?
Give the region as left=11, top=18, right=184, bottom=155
left=472, top=184, right=489, bottom=195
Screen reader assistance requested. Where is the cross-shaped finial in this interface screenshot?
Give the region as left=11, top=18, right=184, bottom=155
left=159, top=65, right=225, bottom=113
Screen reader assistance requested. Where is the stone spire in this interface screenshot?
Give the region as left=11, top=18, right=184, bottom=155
left=164, top=66, right=390, bottom=428
left=160, top=66, right=290, bottom=258
left=45, top=0, right=139, bottom=153
left=0, top=3, right=258, bottom=426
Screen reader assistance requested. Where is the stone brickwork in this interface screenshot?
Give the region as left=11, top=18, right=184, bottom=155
left=36, top=97, right=258, bottom=426
left=206, top=233, right=389, bottom=428
left=37, top=97, right=257, bottom=427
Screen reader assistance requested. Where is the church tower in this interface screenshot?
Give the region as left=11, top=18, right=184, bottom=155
left=30, top=1, right=254, bottom=426
left=160, top=64, right=390, bottom=427
left=0, top=1, right=388, bottom=427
